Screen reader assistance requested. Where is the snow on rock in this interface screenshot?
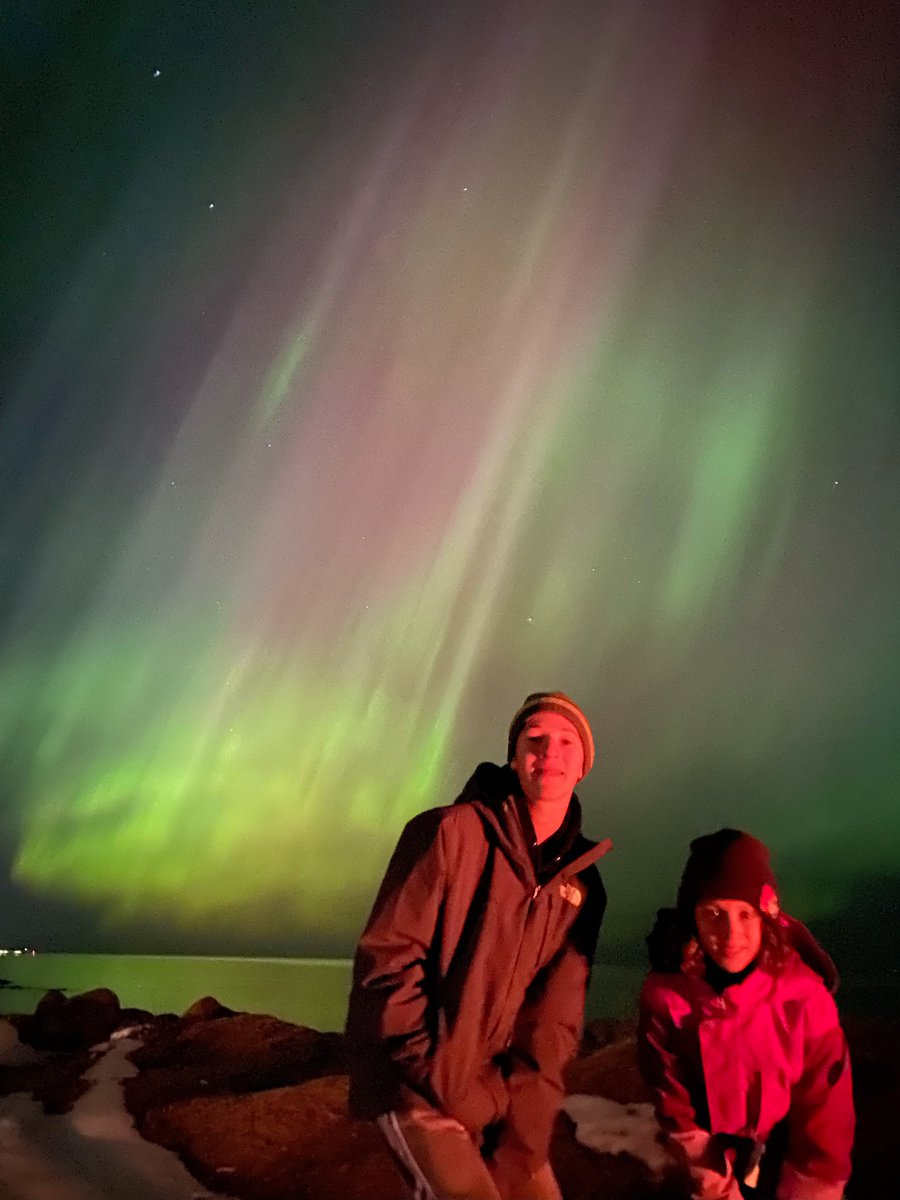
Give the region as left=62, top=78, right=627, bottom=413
left=562, top=1093, right=669, bottom=1175
left=0, top=1033, right=240, bottom=1200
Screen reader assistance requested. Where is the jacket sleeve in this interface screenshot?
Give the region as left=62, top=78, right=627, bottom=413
left=346, top=808, right=510, bottom=1129
left=638, top=980, right=742, bottom=1200
left=490, top=874, right=606, bottom=1192
left=345, top=810, right=448, bottom=1101
left=776, top=992, right=854, bottom=1200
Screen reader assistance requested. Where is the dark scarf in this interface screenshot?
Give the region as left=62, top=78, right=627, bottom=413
left=704, top=955, right=760, bottom=993
left=513, top=793, right=581, bottom=883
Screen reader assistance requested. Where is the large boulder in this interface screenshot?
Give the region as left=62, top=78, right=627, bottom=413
left=564, top=1024, right=652, bottom=1105
left=125, top=1012, right=346, bottom=1126
left=0, top=1012, right=96, bottom=1114
left=15, top=987, right=149, bottom=1051
left=182, top=995, right=236, bottom=1022
left=142, top=1074, right=405, bottom=1200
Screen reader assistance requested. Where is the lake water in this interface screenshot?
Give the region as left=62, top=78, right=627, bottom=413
left=0, top=954, right=646, bottom=1031
left=1, top=954, right=894, bottom=1031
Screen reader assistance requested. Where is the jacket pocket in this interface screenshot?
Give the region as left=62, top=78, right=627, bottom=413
left=437, top=1061, right=509, bottom=1131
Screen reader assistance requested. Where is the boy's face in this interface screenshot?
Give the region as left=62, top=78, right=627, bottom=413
left=694, top=898, right=763, bottom=973
left=511, top=711, right=584, bottom=806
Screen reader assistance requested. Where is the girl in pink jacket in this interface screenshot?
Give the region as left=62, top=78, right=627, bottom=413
left=638, top=829, right=854, bottom=1200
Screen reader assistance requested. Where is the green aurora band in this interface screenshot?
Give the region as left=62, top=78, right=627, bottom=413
left=1, top=1, right=898, bottom=958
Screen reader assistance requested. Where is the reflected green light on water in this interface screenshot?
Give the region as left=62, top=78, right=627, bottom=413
left=0, top=954, right=354, bottom=1032
left=2, top=955, right=895, bottom=1030
left=0, top=953, right=651, bottom=1031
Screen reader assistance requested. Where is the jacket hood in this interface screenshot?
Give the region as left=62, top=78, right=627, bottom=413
left=453, top=761, right=519, bottom=810
left=452, top=761, right=610, bottom=886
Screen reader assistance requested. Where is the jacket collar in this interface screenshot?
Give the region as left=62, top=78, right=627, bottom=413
left=689, top=963, right=778, bottom=1017
left=452, top=761, right=612, bottom=884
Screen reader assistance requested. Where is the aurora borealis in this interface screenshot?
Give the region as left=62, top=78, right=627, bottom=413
left=1, top=1, right=898, bottom=964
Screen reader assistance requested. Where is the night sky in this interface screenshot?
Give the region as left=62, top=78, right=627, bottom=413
left=1, top=1, right=898, bottom=969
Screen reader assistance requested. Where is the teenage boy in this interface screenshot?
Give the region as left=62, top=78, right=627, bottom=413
left=346, top=691, right=612, bottom=1200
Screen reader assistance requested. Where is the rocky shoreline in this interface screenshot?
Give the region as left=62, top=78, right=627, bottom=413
left=1, top=987, right=894, bottom=1198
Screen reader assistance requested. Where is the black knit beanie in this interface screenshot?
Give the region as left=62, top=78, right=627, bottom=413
left=507, top=691, right=594, bottom=777
left=677, top=828, right=780, bottom=916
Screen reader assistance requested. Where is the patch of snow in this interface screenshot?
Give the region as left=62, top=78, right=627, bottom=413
left=0, top=1035, right=240, bottom=1200
left=562, top=1093, right=670, bottom=1175
left=111, top=1025, right=147, bottom=1041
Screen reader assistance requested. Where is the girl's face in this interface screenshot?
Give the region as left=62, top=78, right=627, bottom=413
left=694, top=898, right=763, bottom=973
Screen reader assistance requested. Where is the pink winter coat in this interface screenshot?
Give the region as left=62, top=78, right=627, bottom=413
left=639, top=952, right=854, bottom=1200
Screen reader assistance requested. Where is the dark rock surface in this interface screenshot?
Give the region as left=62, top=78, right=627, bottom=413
left=1, top=985, right=155, bottom=1113
left=125, top=1010, right=346, bottom=1127
left=144, top=1075, right=405, bottom=1200
left=13, top=985, right=154, bottom=1052
left=1, top=991, right=894, bottom=1198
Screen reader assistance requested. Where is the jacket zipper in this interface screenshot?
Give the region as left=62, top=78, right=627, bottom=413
left=486, top=877, right=549, bottom=1049
left=485, top=806, right=610, bottom=1049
